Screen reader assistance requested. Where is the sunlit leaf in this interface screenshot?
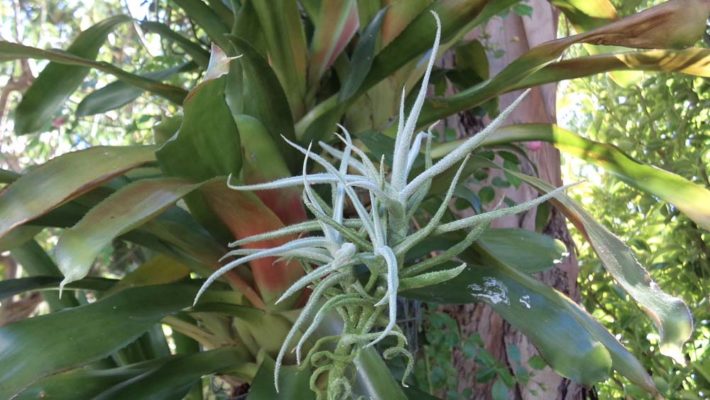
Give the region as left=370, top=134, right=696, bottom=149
left=0, top=41, right=187, bottom=108
left=434, top=123, right=710, bottom=230
left=12, top=15, right=131, bottom=133
left=511, top=172, right=693, bottom=364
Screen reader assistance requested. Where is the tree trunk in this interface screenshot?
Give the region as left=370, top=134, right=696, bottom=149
left=440, top=2, right=590, bottom=399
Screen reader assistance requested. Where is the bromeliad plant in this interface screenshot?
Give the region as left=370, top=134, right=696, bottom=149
left=194, top=18, right=570, bottom=396
left=0, top=0, right=709, bottom=399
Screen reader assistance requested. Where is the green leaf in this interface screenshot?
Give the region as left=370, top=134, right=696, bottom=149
left=362, top=1, right=491, bottom=91
left=0, top=41, right=188, bottom=108
left=250, top=0, right=308, bottom=117
left=153, top=115, right=183, bottom=144
left=139, top=21, right=210, bottom=67
left=298, top=0, right=513, bottom=142
left=352, top=347, right=409, bottom=400
left=247, top=356, right=315, bottom=400
left=0, top=284, right=197, bottom=398
left=420, top=5, right=710, bottom=126
left=76, top=62, right=195, bottom=117
left=339, top=7, right=387, bottom=102
left=16, top=347, right=250, bottom=400
left=513, top=172, right=693, bottom=365
left=492, top=378, right=509, bottom=400
left=528, top=355, right=547, bottom=370
left=156, top=77, right=241, bottom=181
left=226, top=36, right=299, bottom=171
left=463, top=123, right=710, bottom=230
left=15, top=358, right=163, bottom=400
left=94, top=347, right=252, bottom=400
left=0, top=276, right=116, bottom=301
left=13, top=15, right=131, bottom=133
left=55, top=178, right=199, bottom=287
left=171, top=0, right=230, bottom=49
left=474, top=228, right=568, bottom=274
left=402, top=260, right=633, bottom=389
left=0, top=146, right=156, bottom=239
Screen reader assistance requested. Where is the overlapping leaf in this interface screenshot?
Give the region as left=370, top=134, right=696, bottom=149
left=0, top=42, right=187, bottom=106
left=0, top=146, right=155, bottom=239
left=511, top=171, right=693, bottom=364
left=55, top=178, right=199, bottom=288
left=432, top=123, right=710, bottom=229
left=12, top=15, right=131, bottom=133
left=0, top=284, right=197, bottom=398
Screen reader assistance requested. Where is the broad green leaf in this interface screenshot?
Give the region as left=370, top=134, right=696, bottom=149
left=206, top=0, right=235, bottom=28
left=402, top=260, right=653, bottom=390
left=309, top=0, right=359, bottom=84
left=0, top=284, right=197, bottom=398
left=0, top=225, right=40, bottom=251
left=251, top=0, right=308, bottom=118
left=0, top=41, right=187, bottom=106
left=156, top=77, right=241, bottom=181
left=94, top=348, right=252, bottom=400
left=172, top=0, right=230, bottom=49
left=153, top=115, right=183, bottom=144
left=140, top=206, right=227, bottom=274
left=76, top=62, right=195, bottom=117
left=226, top=36, right=299, bottom=171
left=139, top=21, right=210, bottom=67
left=0, top=276, right=116, bottom=301
left=474, top=228, right=568, bottom=274
left=0, top=146, right=155, bottom=239
left=352, top=347, right=409, bottom=400
left=440, top=123, right=710, bottom=230
left=13, top=15, right=131, bottom=133
left=155, top=76, right=242, bottom=242
left=512, top=172, right=693, bottom=364
left=247, top=357, right=314, bottom=400
left=55, top=178, right=199, bottom=288
left=16, top=357, right=169, bottom=400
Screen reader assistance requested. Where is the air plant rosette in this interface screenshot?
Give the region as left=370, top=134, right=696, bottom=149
left=195, top=12, right=572, bottom=399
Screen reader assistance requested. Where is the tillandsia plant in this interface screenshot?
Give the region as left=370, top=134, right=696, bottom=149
left=193, top=14, right=571, bottom=397
left=0, top=0, right=709, bottom=399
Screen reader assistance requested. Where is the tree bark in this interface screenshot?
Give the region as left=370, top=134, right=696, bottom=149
left=439, top=2, right=590, bottom=399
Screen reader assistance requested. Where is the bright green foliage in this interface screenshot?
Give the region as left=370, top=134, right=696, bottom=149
left=561, top=55, right=710, bottom=399
left=0, top=0, right=708, bottom=398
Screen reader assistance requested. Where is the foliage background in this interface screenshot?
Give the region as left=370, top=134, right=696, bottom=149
left=1, top=0, right=708, bottom=398
left=558, top=1, right=710, bottom=397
